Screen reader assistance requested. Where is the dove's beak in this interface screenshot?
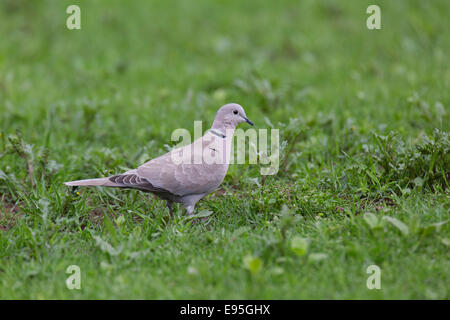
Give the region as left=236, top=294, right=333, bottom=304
left=244, top=117, right=254, bottom=126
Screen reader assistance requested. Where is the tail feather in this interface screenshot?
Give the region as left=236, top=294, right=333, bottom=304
left=64, top=178, right=116, bottom=187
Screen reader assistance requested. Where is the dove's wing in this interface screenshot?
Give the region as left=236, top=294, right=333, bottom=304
left=136, top=134, right=228, bottom=196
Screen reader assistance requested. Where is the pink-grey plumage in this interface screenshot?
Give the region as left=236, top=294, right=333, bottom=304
left=64, top=103, right=253, bottom=216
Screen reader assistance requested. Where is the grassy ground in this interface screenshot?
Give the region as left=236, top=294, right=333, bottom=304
left=0, top=0, right=449, bottom=299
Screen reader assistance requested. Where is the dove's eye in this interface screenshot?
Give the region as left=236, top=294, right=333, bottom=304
left=233, top=110, right=238, bottom=115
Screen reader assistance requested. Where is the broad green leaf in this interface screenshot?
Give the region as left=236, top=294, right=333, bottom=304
left=132, top=226, right=142, bottom=238
left=272, top=267, right=284, bottom=275
left=103, top=214, right=117, bottom=238
left=383, top=216, right=409, bottom=236
left=413, top=177, right=424, bottom=187
left=291, top=236, right=308, bottom=256
left=100, top=261, right=114, bottom=271
left=93, top=236, right=122, bottom=256
left=308, top=253, right=328, bottom=263
left=187, top=266, right=198, bottom=275
left=187, top=210, right=213, bottom=219
left=429, top=220, right=448, bottom=231
left=243, top=255, right=263, bottom=275
left=231, top=226, right=251, bottom=239
left=421, top=220, right=449, bottom=236
left=115, top=215, right=125, bottom=226
left=363, top=212, right=379, bottom=229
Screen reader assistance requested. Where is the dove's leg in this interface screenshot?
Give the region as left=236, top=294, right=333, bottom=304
left=181, top=194, right=205, bottom=216
left=185, top=205, right=195, bottom=216
left=166, top=201, right=174, bottom=217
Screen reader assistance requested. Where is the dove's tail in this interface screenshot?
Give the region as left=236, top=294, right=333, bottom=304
left=64, top=178, right=117, bottom=187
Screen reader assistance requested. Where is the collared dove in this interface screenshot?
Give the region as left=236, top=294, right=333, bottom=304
left=64, top=103, right=254, bottom=216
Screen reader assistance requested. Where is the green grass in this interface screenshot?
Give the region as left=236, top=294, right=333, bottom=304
left=0, top=0, right=449, bottom=299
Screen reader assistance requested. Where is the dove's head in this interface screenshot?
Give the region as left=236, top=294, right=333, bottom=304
left=211, top=103, right=254, bottom=130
